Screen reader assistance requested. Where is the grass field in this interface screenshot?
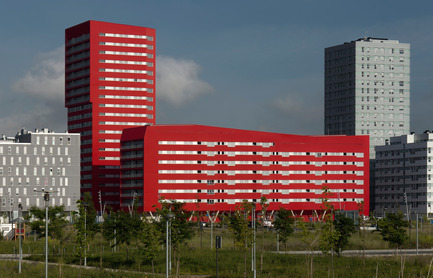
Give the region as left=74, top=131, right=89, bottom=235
left=1, top=222, right=433, bottom=277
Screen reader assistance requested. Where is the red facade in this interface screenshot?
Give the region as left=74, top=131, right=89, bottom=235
left=65, top=21, right=155, bottom=208
left=120, top=125, right=370, bottom=216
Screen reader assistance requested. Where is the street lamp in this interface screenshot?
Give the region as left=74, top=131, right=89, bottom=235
left=35, top=189, right=57, bottom=278
left=18, top=203, right=23, bottom=274
left=81, top=201, right=89, bottom=267
left=44, top=192, right=50, bottom=278
left=252, top=204, right=256, bottom=278
left=166, top=212, right=174, bottom=278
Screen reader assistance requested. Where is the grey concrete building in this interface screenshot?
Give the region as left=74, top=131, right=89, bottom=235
left=375, top=132, right=433, bottom=218
left=0, top=128, right=80, bottom=221
left=325, top=37, right=410, bottom=159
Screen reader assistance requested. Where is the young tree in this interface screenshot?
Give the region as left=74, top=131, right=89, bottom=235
left=82, top=192, right=99, bottom=239
left=227, top=200, right=253, bottom=278
left=357, top=201, right=367, bottom=267
left=273, top=208, right=294, bottom=249
left=259, top=195, right=269, bottom=227
left=139, top=218, right=161, bottom=278
left=29, top=205, right=69, bottom=277
left=319, top=186, right=339, bottom=278
left=28, top=205, right=68, bottom=239
left=376, top=211, right=409, bottom=276
left=298, top=218, right=321, bottom=278
left=58, top=225, right=75, bottom=277
left=154, top=199, right=194, bottom=277
left=74, top=200, right=90, bottom=267
left=102, top=210, right=142, bottom=259
left=376, top=212, right=409, bottom=251
left=334, top=213, right=355, bottom=255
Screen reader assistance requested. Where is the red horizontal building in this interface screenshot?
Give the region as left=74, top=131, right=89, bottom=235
left=120, top=125, right=370, bottom=217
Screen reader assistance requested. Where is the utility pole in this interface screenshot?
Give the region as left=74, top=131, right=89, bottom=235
left=35, top=189, right=58, bottom=278
left=253, top=204, right=256, bottom=278
left=84, top=203, right=87, bottom=266
left=18, top=203, right=22, bottom=273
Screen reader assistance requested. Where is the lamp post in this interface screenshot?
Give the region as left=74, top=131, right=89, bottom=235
left=44, top=192, right=49, bottom=278
left=81, top=202, right=88, bottom=267
left=18, top=203, right=22, bottom=274
left=85, top=207, right=87, bottom=266
left=166, top=212, right=174, bottom=278
left=36, top=189, right=57, bottom=278
left=252, top=204, right=256, bottom=278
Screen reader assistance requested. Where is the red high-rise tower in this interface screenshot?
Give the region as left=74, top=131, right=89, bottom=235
left=65, top=20, right=155, bottom=208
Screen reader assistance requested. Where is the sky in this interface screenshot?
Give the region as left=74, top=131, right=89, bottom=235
left=0, top=0, right=432, bottom=137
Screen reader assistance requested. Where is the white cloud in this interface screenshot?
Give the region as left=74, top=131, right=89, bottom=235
left=156, top=55, right=214, bottom=106
left=0, top=47, right=67, bottom=135
left=12, top=46, right=64, bottom=102
left=270, top=94, right=305, bottom=115
left=0, top=104, right=67, bottom=136
left=263, top=91, right=323, bottom=135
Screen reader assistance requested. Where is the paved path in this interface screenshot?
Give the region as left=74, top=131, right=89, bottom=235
left=275, top=248, right=433, bottom=256
left=0, top=255, right=211, bottom=278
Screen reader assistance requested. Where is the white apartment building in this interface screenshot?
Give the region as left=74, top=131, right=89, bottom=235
left=325, top=37, right=410, bottom=159
left=375, top=132, right=433, bottom=217
left=0, top=128, right=80, bottom=221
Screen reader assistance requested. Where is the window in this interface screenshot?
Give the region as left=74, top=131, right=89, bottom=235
left=399, top=49, right=404, bottom=54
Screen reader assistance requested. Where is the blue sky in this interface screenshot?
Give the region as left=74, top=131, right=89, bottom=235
left=0, top=0, right=432, bottom=136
